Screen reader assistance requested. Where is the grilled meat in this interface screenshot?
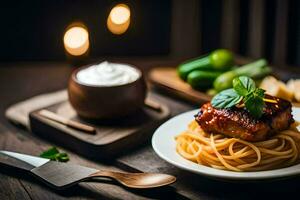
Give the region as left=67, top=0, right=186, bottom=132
left=195, top=95, right=294, bottom=142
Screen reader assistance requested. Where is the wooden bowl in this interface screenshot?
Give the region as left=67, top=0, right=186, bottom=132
left=68, top=64, right=147, bottom=119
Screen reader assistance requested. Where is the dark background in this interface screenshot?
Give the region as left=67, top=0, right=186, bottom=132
left=0, top=0, right=299, bottom=67
left=0, top=0, right=171, bottom=60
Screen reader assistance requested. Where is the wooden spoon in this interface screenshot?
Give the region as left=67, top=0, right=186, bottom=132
left=89, top=170, right=176, bottom=188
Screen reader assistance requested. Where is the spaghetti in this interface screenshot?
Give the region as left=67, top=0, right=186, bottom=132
left=175, top=120, right=300, bottom=171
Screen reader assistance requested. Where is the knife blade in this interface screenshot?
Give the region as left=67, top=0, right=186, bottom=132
left=0, top=150, right=49, bottom=167
left=0, top=150, right=98, bottom=189
left=0, top=150, right=49, bottom=171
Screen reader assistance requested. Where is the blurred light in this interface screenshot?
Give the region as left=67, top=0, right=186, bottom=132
left=107, top=4, right=130, bottom=35
left=64, top=26, right=89, bottom=56
left=110, top=5, right=130, bottom=24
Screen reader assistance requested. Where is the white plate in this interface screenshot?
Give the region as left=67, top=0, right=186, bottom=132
left=152, top=107, right=300, bottom=180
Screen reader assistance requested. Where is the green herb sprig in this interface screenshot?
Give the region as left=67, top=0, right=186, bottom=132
left=211, top=76, right=266, bottom=118
left=40, top=146, right=69, bottom=162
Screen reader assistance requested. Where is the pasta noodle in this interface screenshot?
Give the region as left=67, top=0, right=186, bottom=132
left=175, top=120, right=300, bottom=171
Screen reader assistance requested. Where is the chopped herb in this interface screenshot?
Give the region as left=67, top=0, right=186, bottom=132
left=40, top=147, right=69, bottom=162
left=211, top=76, right=266, bottom=118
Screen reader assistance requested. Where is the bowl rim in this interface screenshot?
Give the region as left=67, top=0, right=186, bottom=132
left=71, top=61, right=144, bottom=88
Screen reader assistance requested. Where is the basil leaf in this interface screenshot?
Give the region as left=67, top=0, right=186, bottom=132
left=255, top=88, right=265, bottom=98
left=40, top=147, right=59, bottom=157
left=233, top=76, right=256, bottom=96
left=211, top=89, right=242, bottom=109
left=40, top=146, right=69, bottom=162
left=244, top=88, right=265, bottom=118
left=57, top=156, right=69, bottom=162
left=56, top=153, right=69, bottom=162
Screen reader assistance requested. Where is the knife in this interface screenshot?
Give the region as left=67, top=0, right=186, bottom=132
left=0, top=150, right=176, bottom=189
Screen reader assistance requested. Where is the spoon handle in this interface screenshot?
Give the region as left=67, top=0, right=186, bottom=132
left=88, top=170, right=137, bottom=187
left=89, top=170, right=115, bottom=178
left=88, top=170, right=140, bottom=180
left=87, top=170, right=176, bottom=189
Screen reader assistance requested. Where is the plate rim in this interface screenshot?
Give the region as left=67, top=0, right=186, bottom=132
left=152, top=108, right=300, bottom=180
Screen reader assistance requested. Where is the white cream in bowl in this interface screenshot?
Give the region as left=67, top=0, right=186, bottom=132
left=76, top=61, right=140, bottom=86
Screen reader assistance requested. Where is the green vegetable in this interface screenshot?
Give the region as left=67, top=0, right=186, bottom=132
left=213, top=71, right=237, bottom=92
left=234, top=59, right=270, bottom=78
left=177, top=56, right=211, bottom=80
left=213, top=59, right=271, bottom=92
left=209, top=49, right=233, bottom=70
left=206, top=88, right=218, bottom=96
left=177, top=49, right=233, bottom=80
left=211, top=76, right=266, bottom=118
left=187, top=70, right=222, bottom=89
left=40, top=147, right=69, bottom=162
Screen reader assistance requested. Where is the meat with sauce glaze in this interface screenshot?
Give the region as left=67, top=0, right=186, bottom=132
left=195, top=95, right=294, bottom=142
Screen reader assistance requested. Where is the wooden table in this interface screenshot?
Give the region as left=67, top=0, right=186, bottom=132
left=0, top=59, right=300, bottom=200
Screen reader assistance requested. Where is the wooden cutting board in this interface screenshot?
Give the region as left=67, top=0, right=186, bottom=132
left=29, top=95, right=170, bottom=159
left=149, top=67, right=212, bottom=104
